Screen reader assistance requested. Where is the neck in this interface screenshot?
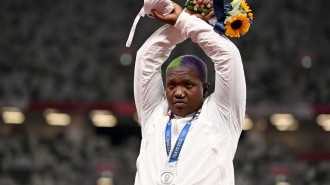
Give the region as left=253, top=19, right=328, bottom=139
left=173, top=112, right=195, bottom=119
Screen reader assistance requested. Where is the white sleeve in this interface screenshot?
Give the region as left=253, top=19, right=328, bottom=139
left=134, top=24, right=186, bottom=131
left=174, top=11, right=246, bottom=137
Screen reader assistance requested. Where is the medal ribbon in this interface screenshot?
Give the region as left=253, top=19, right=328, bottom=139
left=165, top=112, right=198, bottom=163
left=213, top=0, right=232, bottom=34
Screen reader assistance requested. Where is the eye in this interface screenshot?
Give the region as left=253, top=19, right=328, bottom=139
left=185, top=82, right=193, bottom=88
left=167, top=83, right=175, bottom=89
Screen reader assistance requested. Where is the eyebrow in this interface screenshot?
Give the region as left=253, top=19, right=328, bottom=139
left=166, top=77, right=198, bottom=82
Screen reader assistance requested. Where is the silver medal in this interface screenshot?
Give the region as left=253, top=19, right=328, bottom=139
left=160, top=171, right=175, bottom=185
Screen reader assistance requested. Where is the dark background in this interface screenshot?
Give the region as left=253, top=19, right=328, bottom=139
left=0, top=0, right=329, bottom=184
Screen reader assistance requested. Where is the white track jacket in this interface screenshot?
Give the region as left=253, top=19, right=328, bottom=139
left=133, top=11, right=246, bottom=185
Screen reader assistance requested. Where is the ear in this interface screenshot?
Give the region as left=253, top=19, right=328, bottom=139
left=203, top=82, right=210, bottom=98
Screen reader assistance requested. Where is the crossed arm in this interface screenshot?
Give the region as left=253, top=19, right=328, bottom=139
left=134, top=1, right=246, bottom=137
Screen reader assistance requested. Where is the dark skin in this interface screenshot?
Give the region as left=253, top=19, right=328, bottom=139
left=166, top=67, right=210, bottom=117
left=194, top=0, right=213, bottom=9
left=151, top=0, right=214, bottom=25
left=153, top=1, right=214, bottom=117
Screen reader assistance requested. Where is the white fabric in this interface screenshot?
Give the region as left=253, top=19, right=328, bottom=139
left=126, top=0, right=174, bottom=47
left=170, top=114, right=195, bottom=152
left=208, top=16, right=217, bottom=26
left=134, top=11, right=246, bottom=185
left=126, top=8, right=146, bottom=48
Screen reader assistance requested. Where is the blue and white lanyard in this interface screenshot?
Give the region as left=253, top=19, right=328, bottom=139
left=165, top=113, right=197, bottom=163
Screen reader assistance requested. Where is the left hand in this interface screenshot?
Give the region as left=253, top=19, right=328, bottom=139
left=194, top=0, right=213, bottom=9
left=184, top=8, right=214, bottom=21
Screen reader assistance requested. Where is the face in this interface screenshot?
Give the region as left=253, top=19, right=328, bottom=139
left=166, top=67, right=209, bottom=117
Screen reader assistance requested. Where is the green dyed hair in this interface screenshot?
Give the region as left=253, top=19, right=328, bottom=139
left=166, top=55, right=208, bottom=83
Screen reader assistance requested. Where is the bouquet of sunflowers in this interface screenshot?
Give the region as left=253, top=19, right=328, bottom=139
left=185, top=0, right=253, bottom=38
left=224, top=0, right=253, bottom=37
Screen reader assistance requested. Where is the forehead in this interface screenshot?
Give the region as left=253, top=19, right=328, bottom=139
left=166, top=67, right=201, bottom=81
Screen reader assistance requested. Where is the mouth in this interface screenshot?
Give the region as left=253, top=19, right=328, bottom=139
left=173, top=101, right=187, bottom=107
left=174, top=100, right=186, bottom=104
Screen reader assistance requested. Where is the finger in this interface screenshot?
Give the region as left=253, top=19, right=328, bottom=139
left=195, top=0, right=210, bottom=8
left=195, top=0, right=203, bottom=8
left=207, top=0, right=213, bottom=8
left=202, top=11, right=214, bottom=21
left=201, top=0, right=211, bottom=8
left=151, top=10, right=165, bottom=22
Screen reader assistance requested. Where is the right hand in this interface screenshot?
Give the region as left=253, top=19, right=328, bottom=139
left=152, top=1, right=183, bottom=25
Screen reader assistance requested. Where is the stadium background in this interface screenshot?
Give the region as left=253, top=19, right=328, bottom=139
left=0, top=0, right=329, bottom=184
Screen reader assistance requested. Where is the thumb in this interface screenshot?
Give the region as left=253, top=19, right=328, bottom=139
left=202, top=11, right=215, bottom=21
left=151, top=10, right=164, bottom=21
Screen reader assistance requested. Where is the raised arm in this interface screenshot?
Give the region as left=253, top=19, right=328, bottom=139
left=134, top=24, right=186, bottom=130
left=174, top=11, right=246, bottom=137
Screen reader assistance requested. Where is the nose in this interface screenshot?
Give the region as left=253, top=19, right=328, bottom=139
left=174, top=86, right=184, bottom=98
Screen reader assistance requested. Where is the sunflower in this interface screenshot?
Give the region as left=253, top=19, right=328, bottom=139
left=225, top=13, right=250, bottom=38
left=248, top=12, right=253, bottom=20
left=241, top=0, right=252, bottom=13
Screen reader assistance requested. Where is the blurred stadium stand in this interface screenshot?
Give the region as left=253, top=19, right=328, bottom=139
left=0, top=0, right=329, bottom=184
